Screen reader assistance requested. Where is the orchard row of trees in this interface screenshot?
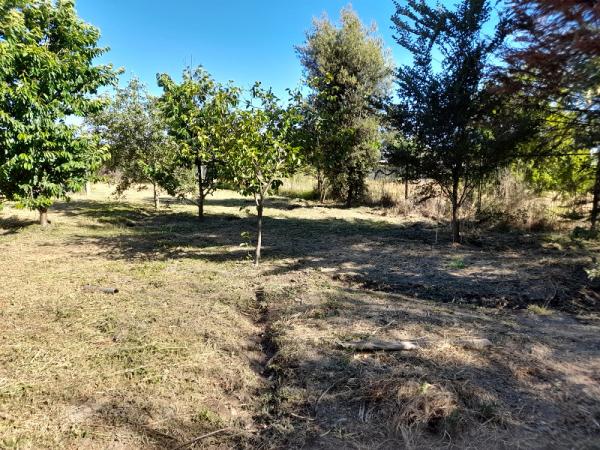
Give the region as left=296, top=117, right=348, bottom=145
left=1, top=0, right=598, bottom=258
left=89, top=73, right=302, bottom=264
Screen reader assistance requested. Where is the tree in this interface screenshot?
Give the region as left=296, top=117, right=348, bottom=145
left=293, top=99, right=327, bottom=202
left=157, top=67, right=240, bottom=219
left=0, top=0, right=117, bottom=225
left=503, top=0, right=600, bottom=228
left=226, top=83, right=302, bottom=266
left=90, top=79, right=180, bottom=209
left=391, top=0, right=536, bottom=242
left=297, top=6, right=393, bottom=206
left=517, top=113, right=595, bottom=197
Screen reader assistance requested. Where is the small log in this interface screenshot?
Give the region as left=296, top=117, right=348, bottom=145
left=83, top=285, right=119, bottom=295
left=339, top=339, right=419, bottom=352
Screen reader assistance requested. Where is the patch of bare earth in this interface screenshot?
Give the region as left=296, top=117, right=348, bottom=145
left=1, top=185, right=599, bottom=448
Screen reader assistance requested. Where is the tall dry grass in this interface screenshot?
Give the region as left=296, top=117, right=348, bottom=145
left=474, top=169, right=560, bottom=232
left=279, top=170, right=565, bottom=232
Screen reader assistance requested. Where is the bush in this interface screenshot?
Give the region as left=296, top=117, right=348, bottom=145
left=571, top=226, right=599, bottom=240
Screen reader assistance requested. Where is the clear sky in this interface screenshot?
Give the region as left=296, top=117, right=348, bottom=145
left=75, top=0, right=408, bottom=97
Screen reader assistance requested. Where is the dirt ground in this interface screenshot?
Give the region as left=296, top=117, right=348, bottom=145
left=1, top=185, right=599, bottom=449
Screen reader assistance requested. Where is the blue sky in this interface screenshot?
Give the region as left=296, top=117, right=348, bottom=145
left=75, top=0, right=408, bottom=97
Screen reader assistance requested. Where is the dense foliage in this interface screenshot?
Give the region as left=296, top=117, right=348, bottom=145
left=390, top=0, right=539, bottom=242
left=0, top=0, right=117, bottom=224
left=157, top=67, right=240, bottom=219
left=297, top=7, right=393, bottom=206
left=503, top=0, right=600, bottom=228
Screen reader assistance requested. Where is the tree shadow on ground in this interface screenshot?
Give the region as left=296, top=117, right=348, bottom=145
left=64, top=397, right=246, bottom=449
left=260, top=287, right=600, bottom=449
left=0, top=214, right=38, bottom=235
left=54, top=197, right=594, bottom=311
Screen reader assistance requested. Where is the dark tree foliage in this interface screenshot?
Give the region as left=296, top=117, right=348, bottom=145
left=504, top=0, right=599, bottom=103
left=297, top=7, right=393, bottom=206
left=503, top=0, right=600, bottom=228
left=390, top=0, right=538, bottom=242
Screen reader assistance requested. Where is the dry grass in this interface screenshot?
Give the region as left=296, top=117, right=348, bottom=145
left=526, top=304, right=553, bottom=316
left=1, top=183, right=599, bottom=449
left=474, top=169, right=562, bottom=232
left=0, top=185, right=263, bottom=449
left=262, top=281, right=600, bottom=448
left=279, top=171, right=574, bottom=234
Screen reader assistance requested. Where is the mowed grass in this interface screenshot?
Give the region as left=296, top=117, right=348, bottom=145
left=1, top=183, right=599, bottom=449
left=0, top=186, right=264, bottom=449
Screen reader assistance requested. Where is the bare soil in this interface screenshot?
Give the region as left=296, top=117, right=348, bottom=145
left=0, top=185, right=598, bottom=449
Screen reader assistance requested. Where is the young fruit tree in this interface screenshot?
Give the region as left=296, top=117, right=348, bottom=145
left=0, top=0, right=117, bottom=225
left=89, top=79, right=180, bottom=209
left=226, top=83, right=302, bottom=266
left=391, top=0, right=537, bottom=242
left=296, top=6, right=393, bottom=206
left=157, top=67, right=240, bottom=219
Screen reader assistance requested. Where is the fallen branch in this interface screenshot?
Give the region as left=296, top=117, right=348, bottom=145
left=338, top=339, right=419, bottom=351
left=173, top=428, right=230, bottom=450
left=339, top=337, right=492, bottom=352
left=83, top=285, right=119, bottom=294
left=455, top=338, right=492, bottom=350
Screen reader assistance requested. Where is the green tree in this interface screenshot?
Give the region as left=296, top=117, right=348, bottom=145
left=90, top=79, right=181, bottom=209
left=503, top=0, right=600, bottom=228
left=226, top=84, right=302, bottom=266
left=391, top=0, right=536, bottom=242
left=517, top=113, right=595, bottom=197
left=297, top=6, right=393, bottom=206
left=294, top=99, right=327, bottom=202
left=157, top=67, right=240, bottom=219
left=0, top=0, right=117, bottom=225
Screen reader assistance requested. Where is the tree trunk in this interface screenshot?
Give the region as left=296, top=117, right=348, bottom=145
left=451, top=177, right=460, bottom=244
left=152, top=182, right=159, bottom=209
left=39, top=207, right=49, bottom=227
left=345, top=166, right=355, bottom=208
left=197, top=159, right=204, bottom=220
left=476, top=179, right=482, bottom=214
left=317, top=169, right=325, bottom=203
left=591, top=154, right=600, bottom=230
left=404, top=178, right=409, bottom=201
left=255, top=197, right=263, bottom=267
left=85, top=181, right=91, bottom=196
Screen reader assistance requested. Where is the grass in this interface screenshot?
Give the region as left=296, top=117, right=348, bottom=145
left=0, top=183, right=599, bottom=449
left=277, top=173, right=318, bottom=200
left=526, top=304, right=553, bottom=316
left=447, top=256, right=467, bottom=270
left=0, top=186, right=263, bottom=449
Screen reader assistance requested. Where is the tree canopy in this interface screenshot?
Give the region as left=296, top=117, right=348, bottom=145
left=157, top=67, right=240, bottom=219
left=0, top=0, right=117, bottom=225
left=390, top=0, right=539, bottom=242
left=297, top=6, right=393, bottom=206
left=503, top=0, right=600, bottom=228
